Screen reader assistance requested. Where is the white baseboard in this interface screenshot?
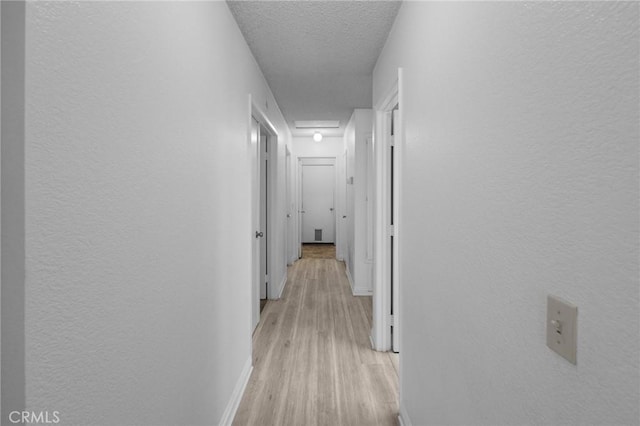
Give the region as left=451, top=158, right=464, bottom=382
left=398, top=401, right=413, bottom=426
left=352, top=286, right=373, bottom=296
left=345, top=263, right=372, bottom=296
left=272, top=271, right=287, bottom=299
left=369, top=334, right=375, bottom=350
left=219, top=356, right=253, bottom=426
left=345, top=263, right=355, bottom=291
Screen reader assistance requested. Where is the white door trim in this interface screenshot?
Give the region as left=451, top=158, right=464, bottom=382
left=371, top=68, right=403, bottom=353
left=285, top=145, right=297, bottom=266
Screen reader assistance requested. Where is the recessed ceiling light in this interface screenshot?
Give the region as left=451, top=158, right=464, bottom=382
left=313, top=132, right=323, bottom=142
left=295, top=120, right=340, bottom=129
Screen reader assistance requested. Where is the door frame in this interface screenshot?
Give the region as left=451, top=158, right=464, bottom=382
left=285, top=145, right=297, bottom=265
left=258, top=123, right=268, bottom=302
left=249, top=97, right=278, bottom=332
left=297, top=157, right=337, bottom=254
left=372, top=69, right=403, bottom=352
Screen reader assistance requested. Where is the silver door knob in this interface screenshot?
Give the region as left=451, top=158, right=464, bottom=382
left=255, top=231, right=264, bottom=238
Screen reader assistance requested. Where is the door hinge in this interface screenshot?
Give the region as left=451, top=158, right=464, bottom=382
left=389, top=315, right=394, bottom=326
left=264, top=152, right=270, bottom=161
left=390, top=135, right=395, bottom=147
left=265, top=274, right=269, bottom=283
left=387, top=225, right=395, bottom=237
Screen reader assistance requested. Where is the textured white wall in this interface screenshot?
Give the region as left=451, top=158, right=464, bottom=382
left=292, top=136, right=344, bottom=158
left=22, top=2, right=289, bottom=425
left=0, top=3, right=3, bottom=417
left=374, top=2, right=639, bottom=425
left=2, top=1, right=26, bottom=421
left=0, top=4, right=3, bottom=415
left=343, top=110, right=373, bottom=295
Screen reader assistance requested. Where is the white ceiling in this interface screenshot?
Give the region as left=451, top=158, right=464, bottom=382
left=227, top=0, right=402, bottom=137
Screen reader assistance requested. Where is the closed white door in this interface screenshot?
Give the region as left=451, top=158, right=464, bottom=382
left=301, top=165, right=335, bottom=243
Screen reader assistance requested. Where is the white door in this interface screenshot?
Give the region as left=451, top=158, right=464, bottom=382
left=301, top=164, right=335, bottom=243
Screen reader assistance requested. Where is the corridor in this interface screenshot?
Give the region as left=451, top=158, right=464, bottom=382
left=2, top=1, right=638, bottom=425
left=234, top=253, right=398, bottom=426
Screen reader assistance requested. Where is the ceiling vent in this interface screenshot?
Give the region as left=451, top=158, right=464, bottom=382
left=295, top=120, right=340, bottom=129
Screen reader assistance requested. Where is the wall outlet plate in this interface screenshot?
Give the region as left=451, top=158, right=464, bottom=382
left=547, top=295, right=578, bottom=365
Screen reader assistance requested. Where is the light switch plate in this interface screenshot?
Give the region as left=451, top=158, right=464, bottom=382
left=547, top=295, right=578, bottom=364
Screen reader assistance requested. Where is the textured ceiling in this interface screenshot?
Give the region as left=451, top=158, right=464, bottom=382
left=227, top=1, right=402, bottom=137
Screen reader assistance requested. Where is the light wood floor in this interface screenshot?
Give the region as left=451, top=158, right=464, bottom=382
left=301, top=243, right=336, bottom=259
left=233, top=258, right=399, bottom=426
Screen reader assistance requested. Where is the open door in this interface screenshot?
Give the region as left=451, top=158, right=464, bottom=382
left=251, top=117, right=271, bottom=332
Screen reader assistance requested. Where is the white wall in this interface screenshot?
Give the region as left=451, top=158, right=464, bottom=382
left=343, top=110, right=373, bottom=295
left=292, top=136, right=344, bottom=158
left=374, top=2, right=639, bottom=425
left=0, top=3, right=3, bottom=416
left=0, top=2, right=3, bottom=417
left=2, top=1, right=26, bottom=421
left=292, top=136, right=346, bottom=260
left=18, top=2, right=289, bottom=424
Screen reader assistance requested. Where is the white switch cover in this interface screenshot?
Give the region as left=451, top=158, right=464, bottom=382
left=547, top=295, right=578, bottom=364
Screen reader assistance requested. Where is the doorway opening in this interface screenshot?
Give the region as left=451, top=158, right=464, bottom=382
left=258, top=123, right=268, bottom=313
left=250, top=100, right=278, bottom=332
left=298, top=157, right=337, bottom=260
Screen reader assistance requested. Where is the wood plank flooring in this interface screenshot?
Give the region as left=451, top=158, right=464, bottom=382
left=233, top=257, right=399, bottom=426
left=301, top=243, right=336, bottom=259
